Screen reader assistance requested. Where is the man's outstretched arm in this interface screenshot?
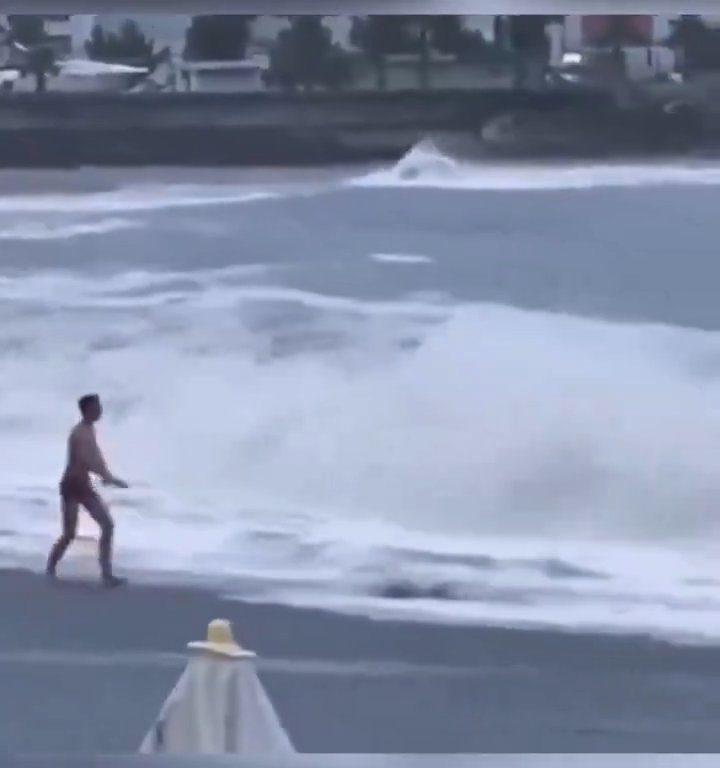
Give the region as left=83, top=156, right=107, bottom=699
left=83, top=430, right=128, bottom=488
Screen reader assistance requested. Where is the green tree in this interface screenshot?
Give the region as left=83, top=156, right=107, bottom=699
left=429, top=16, right=463, bottom=50
left=410, top=16, right=476, bottom=89
left=349, top=16, right=411, bottom=90
left=7, top=15, right=45, bottom=46
left=507, top=15, right=555, bottom=88
left=433, top=17, right=499, bottom=63
left=25, top=45, right=56, bottom=93
left=7, top=15, right=57, bottom=92
left=351, top=15, right=486, bottom=90
left=409, top=17, right=433, bottom=91
left=266, top=16, right=352, bottom=91
left=508, top=15, right=552, bottom=56
left=85, top=20, right=155, bottom=63
left=667, top=15, right=720, bottom=74
left=184, top=15, right=255, bottom=61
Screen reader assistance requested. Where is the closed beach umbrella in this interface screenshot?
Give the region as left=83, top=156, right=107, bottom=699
left=139, top=618, right=295, bottom=755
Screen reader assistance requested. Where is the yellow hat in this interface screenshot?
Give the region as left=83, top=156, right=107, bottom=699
left=187, top=619, right=257, bottom=659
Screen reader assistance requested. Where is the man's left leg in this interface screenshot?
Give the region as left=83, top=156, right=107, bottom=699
left=83, top=492, right=124, bottom=587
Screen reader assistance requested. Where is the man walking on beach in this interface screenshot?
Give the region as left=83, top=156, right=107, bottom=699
left=46, top=393, right=128, bottom=588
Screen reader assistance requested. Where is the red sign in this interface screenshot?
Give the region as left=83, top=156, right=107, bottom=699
left=581, top=15, right=654, bottom=46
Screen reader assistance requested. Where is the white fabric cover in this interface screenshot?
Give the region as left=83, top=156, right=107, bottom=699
left=139, top=655, right=295, bottom=755
left=60, top=59, right=149, bottom=76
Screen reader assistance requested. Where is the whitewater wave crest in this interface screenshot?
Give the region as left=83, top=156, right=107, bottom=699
left=0, top=185, right=278, bottom=214
left=0, top=217, right=142, bottom=241
left=2, top=265, right=720, bottom=639
left=351, top=140, right=720, bottom=192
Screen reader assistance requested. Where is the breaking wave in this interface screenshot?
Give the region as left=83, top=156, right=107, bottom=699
left=351, top=140, right=720, bottom=192
left=2, top=264, right=720, bottom=642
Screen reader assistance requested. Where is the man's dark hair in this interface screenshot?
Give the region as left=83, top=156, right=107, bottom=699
left=78, top=393, right=100, bottom=415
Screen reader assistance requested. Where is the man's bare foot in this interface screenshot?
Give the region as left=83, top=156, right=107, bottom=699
left=102, top=575, right=127, bottom=589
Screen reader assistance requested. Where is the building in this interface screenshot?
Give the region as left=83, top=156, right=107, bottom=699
left=41, top=15, right=73, bottom=57
left=176, top=56, right=269, bottom=92
left=68, top=15, right=96, bottom=57
left=0, top=14, right=95, bottom=59
left=89, top=14, right=191, bottom=57
left=558, top=15, right=676, bottom=82
left=348, top=52, right=511, bottom=92
left=563, top=15, right=673, bottom=50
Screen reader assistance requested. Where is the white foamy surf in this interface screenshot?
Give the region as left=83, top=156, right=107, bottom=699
left=0, top=185, right=278, bottom=214
left=370, top=253, right=434, bottom=265
left=350, top=140, right=720, bottom=192
left=3, top=171, right=720, bottom=646
left=2, top=260, right=720, bottom=643
left=0, top=217, right=142, bottom=241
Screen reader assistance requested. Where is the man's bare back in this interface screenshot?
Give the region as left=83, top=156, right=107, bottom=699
left=48, top=394, right=128, bottom=587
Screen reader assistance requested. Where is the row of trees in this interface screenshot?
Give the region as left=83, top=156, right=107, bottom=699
left=269, top=15, right=503, bottom=91
left=182, top=15, right=504, bottom=91
left=7, top=14, right=720, bottom=94
left=85, top=19, right=155, bottom=62
left=3, top=14, right=506, bottom=92
left=3, top=15, right=58, bottom=91
left=186, top=15, right=564, bottom=90
left=667, top=15, right=720, bottom=73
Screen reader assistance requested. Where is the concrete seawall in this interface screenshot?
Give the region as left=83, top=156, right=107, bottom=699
left=0, top=88, right=692, bottom=167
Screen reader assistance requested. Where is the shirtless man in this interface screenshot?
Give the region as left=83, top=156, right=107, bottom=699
left=46, top=393, right=128, bottom=587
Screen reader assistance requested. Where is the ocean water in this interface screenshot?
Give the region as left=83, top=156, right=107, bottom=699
left=4, top=144, right=720, bottom=643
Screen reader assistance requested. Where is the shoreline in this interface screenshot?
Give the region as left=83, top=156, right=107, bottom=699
left=0, top=86, right=711, bottom=168
left=3, top=568, right=720, bottom=752
left=0, top=153, right=720, bottom=192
